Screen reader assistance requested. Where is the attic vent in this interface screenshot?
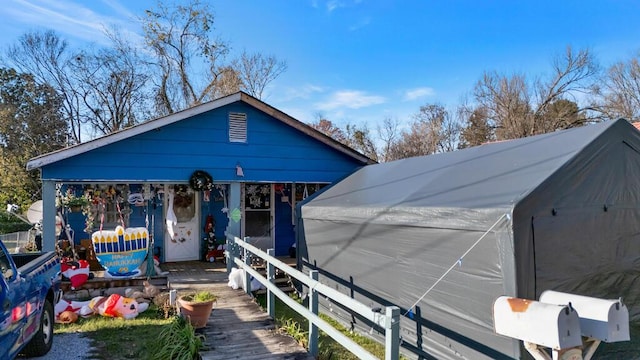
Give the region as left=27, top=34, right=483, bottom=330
left=229, top=112, right=247, bottom=143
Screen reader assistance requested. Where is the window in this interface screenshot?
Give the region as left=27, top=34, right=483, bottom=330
left=0, top=245, right=14, bottom=280
left=229, top=112, right=247, bottom=143
left=295, top=183, right=327, bottom=202
left=172, top=186, right=195, bottom=222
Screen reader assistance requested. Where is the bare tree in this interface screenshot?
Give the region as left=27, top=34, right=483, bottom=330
left=142, top=0, right=231, bottom=115
left=308, top=114, right=378, bottom=161
left=376, top=116, right=401, bottom=162
left=386, top=103, right=462, bottom=160
left=233, top=51, right=287, bottom=99
left=474, top=72, right=533, bottom=140
left=211, top=66, right=242, bottom=99
left=3, top=30, right=84, bottom=143
left=308, top=114, right=348, bottom=143
left=599, top=53, right=640, bottom=122
left=473, top=46, right=599, bottom=141
left=71, top=31, right=151, bottom=135
left=532, top=46, right=599, bottom=130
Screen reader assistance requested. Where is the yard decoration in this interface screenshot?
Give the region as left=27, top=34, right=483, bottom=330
left=91, top=225, right=149, bottom=277
left=61, top=259, right=92, bottom=290
left=203, top=214, right=224, bottom=262
left=84, top=294, right=150, bottom=320
left=54, top=298, right=91, bottom=323
left=227, top=267, right=264, bottom=292
left=125, top=280, right=161, bottom=303
left=138, top=255, right=169, bottom=276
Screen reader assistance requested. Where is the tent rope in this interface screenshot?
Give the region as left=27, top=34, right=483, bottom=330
left=402, top=213, right=511, bottom=318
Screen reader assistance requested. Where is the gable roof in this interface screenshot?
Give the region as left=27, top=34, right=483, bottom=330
left=27, top=91, right=375, bottom=170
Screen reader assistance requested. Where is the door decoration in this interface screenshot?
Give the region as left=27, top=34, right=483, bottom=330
left=204, top=214, right=224, bottom=262
left=91, top=226, right=148, bottom=277
left=166, top=190, right=178, bottom=242
left=189, top=170, right=214, bottom=191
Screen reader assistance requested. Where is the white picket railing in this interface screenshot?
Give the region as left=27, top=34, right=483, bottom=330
left=225, top=232, right=400, bottom=360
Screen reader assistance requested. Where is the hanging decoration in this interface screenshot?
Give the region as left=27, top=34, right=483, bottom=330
left=91, top=192, right=148, bottom=278
left=91, top=225, right=149, bottom=277
left=189, top=170, right=214, bottom=191
left=204, top=214, right=224, bottom=262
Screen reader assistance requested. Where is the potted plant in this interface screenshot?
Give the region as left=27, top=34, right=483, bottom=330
left=59, top=191, right=90, bottom=213
left=178, top=290, right=217, bottom=329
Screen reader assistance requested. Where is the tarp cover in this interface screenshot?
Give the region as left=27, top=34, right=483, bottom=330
left=298, top=119, right=640, bottom=359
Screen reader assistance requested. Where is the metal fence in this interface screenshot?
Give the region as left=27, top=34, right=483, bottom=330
left=0, top=231, right=32, bottom=253
left=226, top=233, right=400, bottom=360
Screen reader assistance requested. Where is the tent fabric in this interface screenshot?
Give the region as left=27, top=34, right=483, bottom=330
left=298, top=119, right=640, bottom=359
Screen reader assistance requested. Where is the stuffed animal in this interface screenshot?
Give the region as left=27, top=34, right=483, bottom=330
left=85, top=294, right=149, bottom=320
left=125, top=280, right=160, bottom=303
left=61, top=260, right=92, bottom=290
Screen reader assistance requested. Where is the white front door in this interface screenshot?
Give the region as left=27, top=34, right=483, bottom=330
left=242, top=183, right=274, bottom=252
left=165, top=185, right=200, bottom=262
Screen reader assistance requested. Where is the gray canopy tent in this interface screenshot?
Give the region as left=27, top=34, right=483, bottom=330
left=297, top=118, right=640, bottom=359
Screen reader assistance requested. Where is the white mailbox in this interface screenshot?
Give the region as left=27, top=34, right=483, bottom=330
left=493, top=296, right=582, bottom=350
left=539, top=290, right=630, bottom=343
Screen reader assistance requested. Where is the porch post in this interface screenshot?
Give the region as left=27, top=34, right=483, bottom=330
left=225, top=182, right=242, bottom=274
left=227, top=182, right=242, bottom=237
left=42, top=180, right=57, bottom=252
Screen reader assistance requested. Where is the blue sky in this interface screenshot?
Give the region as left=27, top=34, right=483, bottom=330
left=1, top=0, right=639, bottom=130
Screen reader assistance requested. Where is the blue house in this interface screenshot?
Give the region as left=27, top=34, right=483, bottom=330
left=27, top=92, right=373, bottom=264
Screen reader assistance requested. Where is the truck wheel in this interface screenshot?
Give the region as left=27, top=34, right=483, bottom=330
left=22, top=300, right=54, bottom=357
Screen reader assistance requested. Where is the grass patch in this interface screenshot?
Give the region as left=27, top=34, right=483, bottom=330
left=254, top=293, right=397, bottom=360
left=54, top=304, right=178, bottom=360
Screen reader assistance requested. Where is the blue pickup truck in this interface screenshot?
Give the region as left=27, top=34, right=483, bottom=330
left=0, top=238, right=61, bottom=359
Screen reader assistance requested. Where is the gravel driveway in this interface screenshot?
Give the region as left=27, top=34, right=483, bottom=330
left=24, top=333, right=94, bottom=360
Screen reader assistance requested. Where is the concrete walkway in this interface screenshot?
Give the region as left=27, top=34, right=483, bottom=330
left=162, top=261, right=314, bottom=360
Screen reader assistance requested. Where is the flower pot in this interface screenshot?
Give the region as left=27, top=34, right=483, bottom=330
left=178, top=297, right=215, bottom=328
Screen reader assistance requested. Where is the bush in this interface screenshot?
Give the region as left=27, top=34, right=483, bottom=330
left=156, top=316, right=205, bottom=360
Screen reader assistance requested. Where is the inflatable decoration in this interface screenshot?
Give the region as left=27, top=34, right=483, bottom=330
left=91, top=226, right=148, bottom=277
left=55, top=299, right=91, bottom=323
left=61, top=259, right=91, bottom=290
left=86, top=294, right=149, bottom=319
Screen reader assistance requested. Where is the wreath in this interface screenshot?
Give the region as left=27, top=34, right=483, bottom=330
left=189, top=170, right=214, bottom=191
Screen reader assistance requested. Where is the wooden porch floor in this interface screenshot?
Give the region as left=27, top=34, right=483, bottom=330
left=161, top=259, right=314, bottom=360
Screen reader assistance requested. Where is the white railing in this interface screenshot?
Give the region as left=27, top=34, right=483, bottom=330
left=225, top=233, right=400, bottom=360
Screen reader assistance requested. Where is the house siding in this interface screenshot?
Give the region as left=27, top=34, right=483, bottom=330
left=41, top=102, right=362, bottom=183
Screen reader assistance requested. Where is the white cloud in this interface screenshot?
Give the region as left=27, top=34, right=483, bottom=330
left=327, top=0, right=344, bottom=12
left=278, top=84, right=326, bottom=102
left=349, top=16, right=371, bottom=31
left=4, top=0, right=142, bottom=46
left=102, top=0, right=136, bottom=20
left=315, top=90, right=386, bottom=110
left=403, top=87, right=436, bottom=101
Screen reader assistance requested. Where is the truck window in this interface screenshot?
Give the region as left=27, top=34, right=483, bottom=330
left=0, top=247, right=14, bottom=280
